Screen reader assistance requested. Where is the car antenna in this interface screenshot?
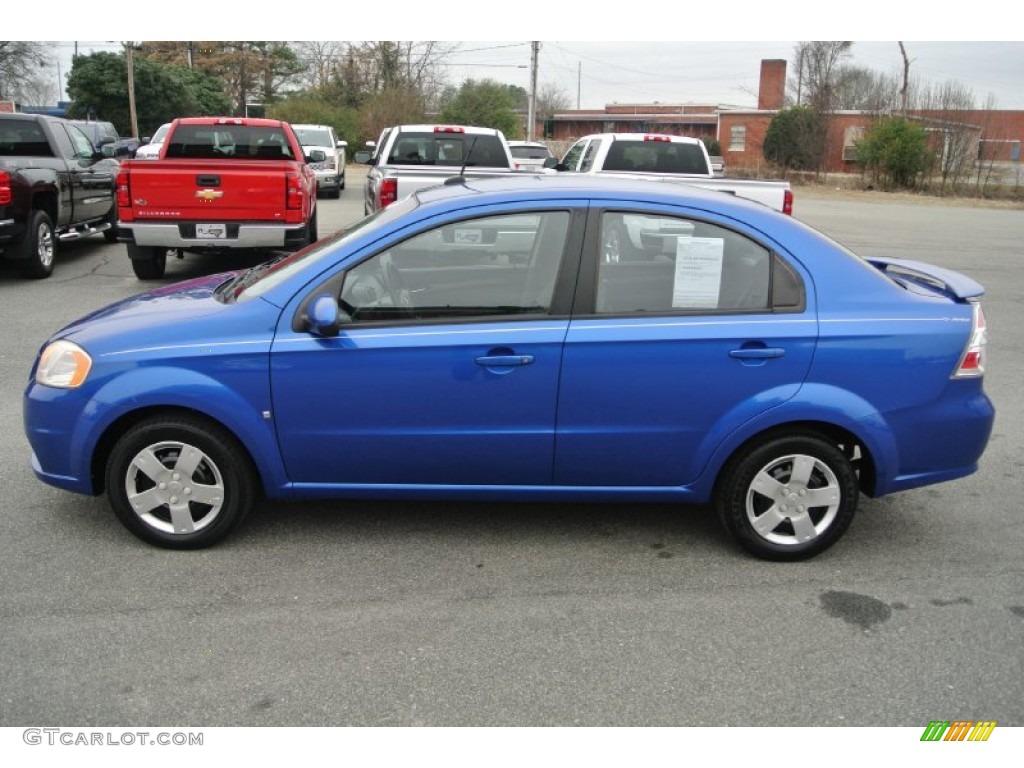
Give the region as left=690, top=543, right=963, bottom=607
left=445, top=135, right=478, bottom=186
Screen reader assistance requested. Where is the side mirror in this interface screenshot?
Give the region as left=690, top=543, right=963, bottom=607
left=141, top=136, right=151, bottom=145
left=554, top=162, right=569, bottom=172
left=307, top=294, right=341, bottom=337
left=306, top=149, right=327, bottom=163
left=337, top=140, right=348, bottom=148
left=100, top=145, right=116, bottom=158
left=542, top=157, right=558, bottom=169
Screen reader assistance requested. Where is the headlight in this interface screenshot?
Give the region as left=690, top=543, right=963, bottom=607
left=36, top=340, right=92, bottom=388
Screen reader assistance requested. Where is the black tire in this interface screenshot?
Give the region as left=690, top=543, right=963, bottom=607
left=328, top=186, right=341, bottom=199
left=103, top=207, right=119, bottom=243
left=128, top=243, right=167, bottom=279
left=17, top=209, right=56, bottom=279
left=105, top=415, right=258, bottom=549
left=305, top=210, right=318, bottom=245
left=715, top=432, right=859, bottom=561
left=338, top=173, right=345, bottom=191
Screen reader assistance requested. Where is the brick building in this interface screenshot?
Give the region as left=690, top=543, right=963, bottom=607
left=540, top=58, right=1024, bottom=176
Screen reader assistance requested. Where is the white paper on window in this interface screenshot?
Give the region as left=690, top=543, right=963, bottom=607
left=672, top=237, right=725, bottom=308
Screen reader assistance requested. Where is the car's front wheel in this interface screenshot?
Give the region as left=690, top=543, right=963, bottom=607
left=716, top=432, right=859, bottom=560
left=105, top=415, right=258, bottom=549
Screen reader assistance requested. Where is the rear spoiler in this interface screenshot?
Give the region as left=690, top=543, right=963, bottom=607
left=866, top=257, right=984, bottom=301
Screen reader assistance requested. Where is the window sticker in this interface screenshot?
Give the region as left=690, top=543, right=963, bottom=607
left=673, top=237, right=725, bottom=308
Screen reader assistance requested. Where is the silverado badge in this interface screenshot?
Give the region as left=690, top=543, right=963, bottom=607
left=196, top=189, right=224, bottom=201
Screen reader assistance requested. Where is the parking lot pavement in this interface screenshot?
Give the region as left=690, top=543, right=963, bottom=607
left=1, top=177, right=1022, bottom=728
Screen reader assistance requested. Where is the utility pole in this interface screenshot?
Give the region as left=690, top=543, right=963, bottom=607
left=527, top=41, right=539, bottom=142
left=125, top=42, right=138, bottom=139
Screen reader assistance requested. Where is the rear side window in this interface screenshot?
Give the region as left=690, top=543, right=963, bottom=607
left=603, top=140, right=707, bottom=174
left=0, top=119, right=53, bottom=157
left=387, top=132, right=509, bottom=168
left=595, top=212, right=803, bottom=314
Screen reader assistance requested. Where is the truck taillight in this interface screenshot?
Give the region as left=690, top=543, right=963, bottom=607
left=643, top=135, right=671, bottom=142
left=286, top=172, right=304, bottom=209
left=433, top=126, right=465, bottom=133
left=379, top=178, right=398, bottom=208
left=783, top=189, right=793, bottom=216
left=953, top=303, right=987, bottom=379
left=0, top=171, right=10, bottom=206
left=116, top=169, right=131, bottom=208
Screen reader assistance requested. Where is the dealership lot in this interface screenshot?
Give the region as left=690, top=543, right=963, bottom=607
left=1, top=171, right=1022, bottom=726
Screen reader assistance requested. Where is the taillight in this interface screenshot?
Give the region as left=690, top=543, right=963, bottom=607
left=0, top=171, right=11, bottom=205
left=953, top=303, right=987, bottom=378
left=116, top=169, right=130, bottom=208
left=782, top=189, right=793, bottom=215
left=379, top=178, right=398, bottom=208
left=286, top=172, right=303, bottom=209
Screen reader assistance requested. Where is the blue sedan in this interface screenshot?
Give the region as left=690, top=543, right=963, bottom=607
left=23, top=176, right=994, bottom=559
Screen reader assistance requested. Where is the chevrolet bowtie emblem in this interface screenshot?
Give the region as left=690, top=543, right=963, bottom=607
left=196, top=189, right=224, bottom=200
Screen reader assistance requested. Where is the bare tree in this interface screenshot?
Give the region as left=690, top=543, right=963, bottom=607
left=0, top=41, right=51, bottom=102
left=536, top=82, right=572, bottom=117
left=294, top=41, right=345, bottom=93
left=791, top=41, right=853, bottom=113
left=914, top=79, right=978, bottom=191
left=832, top=66, right=900, bottom=112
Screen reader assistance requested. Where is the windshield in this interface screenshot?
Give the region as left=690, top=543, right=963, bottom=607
left=151, top=124, right=170, bottom=143
left=293, top=128, right=333, bottom=147
left=233, top=195, right=421, bottom=302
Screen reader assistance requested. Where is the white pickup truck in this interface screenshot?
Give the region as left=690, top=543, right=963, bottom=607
left=556, top=132, right=792, bottom=214
left=363, top=124, right=519, bottom=214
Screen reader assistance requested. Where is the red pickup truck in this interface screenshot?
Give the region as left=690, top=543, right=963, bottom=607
left=115, top=117, right=318, bottom=279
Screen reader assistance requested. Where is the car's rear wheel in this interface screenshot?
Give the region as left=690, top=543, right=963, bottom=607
left=128, top=243, right=167, bottom=279
left=105, top=415, right=257, bottom=549
left=716, top=432, right=859, bottom=560
left=18, top=209, right=56, bottom=279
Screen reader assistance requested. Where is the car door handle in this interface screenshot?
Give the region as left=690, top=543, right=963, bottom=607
left=729, top=347, right=785, bottom=359
left=475, top=355, right=535, bottom=367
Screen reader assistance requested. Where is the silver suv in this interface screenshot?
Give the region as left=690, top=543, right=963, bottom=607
left=292, top=124, right=348, bottom=198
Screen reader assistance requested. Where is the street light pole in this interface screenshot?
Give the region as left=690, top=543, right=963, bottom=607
left=527, top=41, right=539, bottom=142
left=125, top=42, right=139, bottom=138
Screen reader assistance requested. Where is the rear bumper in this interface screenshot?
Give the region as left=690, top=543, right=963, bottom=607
left=120, top=221, right=307, bottom=249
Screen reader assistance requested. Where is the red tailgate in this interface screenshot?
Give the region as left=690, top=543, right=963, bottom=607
left=122, top=160, right=290, bottom=222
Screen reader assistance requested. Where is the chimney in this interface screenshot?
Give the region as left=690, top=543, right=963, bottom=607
left=758, top=59, right=787, bottom=111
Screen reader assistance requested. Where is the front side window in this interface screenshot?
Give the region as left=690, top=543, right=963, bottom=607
left=66, top=124, right=96, bottom=159
left=596, top=212, right=799, bottom=314
left=560, top=140, right=587, bottom=171
left=340, top=211, right=571, bottom=323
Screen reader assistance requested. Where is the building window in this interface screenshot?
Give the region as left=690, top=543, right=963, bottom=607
left=843, top=126, right=864, bottom=162
left=729, top=125, right=746, bottom=152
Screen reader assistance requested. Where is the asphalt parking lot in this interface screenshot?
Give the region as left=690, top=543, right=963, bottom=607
left=1, top=168, right=1022, bottom=727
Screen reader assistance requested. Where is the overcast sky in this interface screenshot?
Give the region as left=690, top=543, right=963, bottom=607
left=28, top=4, right=1024, bottom=111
